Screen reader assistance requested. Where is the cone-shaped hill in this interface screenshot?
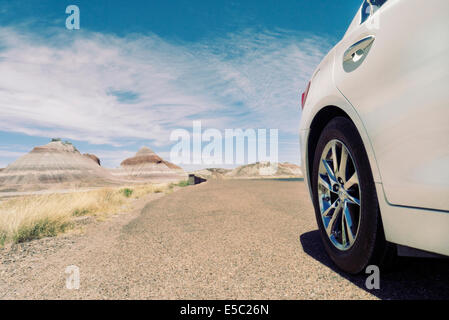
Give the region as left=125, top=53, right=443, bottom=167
left=109, top=147, right=186, bottom=182
left=0, top=140, right=115, bottom=192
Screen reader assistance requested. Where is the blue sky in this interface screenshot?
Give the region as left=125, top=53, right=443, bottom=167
left=0, top=0, right=362, bottom=169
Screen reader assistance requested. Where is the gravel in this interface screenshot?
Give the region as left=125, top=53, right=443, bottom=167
left=0, top=180, right=448, bottom=300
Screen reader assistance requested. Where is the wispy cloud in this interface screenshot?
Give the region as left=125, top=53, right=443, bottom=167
left=0, top=146, right=26, bottom=167
left=0, top=149, right=26, bottom=158
left=0, top=26, right=329, bottom=150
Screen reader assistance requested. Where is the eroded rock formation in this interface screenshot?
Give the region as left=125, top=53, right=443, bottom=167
left=0, top=141, right=115, bottom=191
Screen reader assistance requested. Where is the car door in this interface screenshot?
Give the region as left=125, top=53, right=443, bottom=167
left=333, top=0, right=449, bottom=211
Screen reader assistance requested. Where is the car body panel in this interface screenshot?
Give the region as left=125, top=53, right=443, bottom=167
left=299, top=48, right=382, bottom=194
left=333, top=0, right=449, bottom=211
left=376, top=183, right=449, bottom=256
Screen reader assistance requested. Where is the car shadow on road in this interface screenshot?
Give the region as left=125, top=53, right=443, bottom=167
left=300, top=230, right=449, bottom=300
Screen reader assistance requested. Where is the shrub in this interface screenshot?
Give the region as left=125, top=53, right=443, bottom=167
left=72, top=208, right=90, bottom=217
left=13, top=218, right=71, bottom=243
left=168, top=180, right=190, bottom=189
left=177, top=180, right=190, bottom=187
left=0, top=230, right=6, bottom=247
left=120, top=188, right=134, bottom=198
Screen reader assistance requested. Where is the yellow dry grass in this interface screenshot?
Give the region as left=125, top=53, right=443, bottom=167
left=0, top=182, right=186, bottom=246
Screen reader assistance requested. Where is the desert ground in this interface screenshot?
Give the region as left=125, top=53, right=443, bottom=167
left=1, top=179, right=448, bottom=300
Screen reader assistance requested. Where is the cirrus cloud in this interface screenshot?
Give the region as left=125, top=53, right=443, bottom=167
left=0, top=27, right=329, bottom=145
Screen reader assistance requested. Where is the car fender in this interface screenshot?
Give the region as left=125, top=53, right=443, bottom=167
left=300, top=49, right=382, bottom=187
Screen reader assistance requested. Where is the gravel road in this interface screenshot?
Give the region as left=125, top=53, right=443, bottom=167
left=1, top=180, right=448, bottom=300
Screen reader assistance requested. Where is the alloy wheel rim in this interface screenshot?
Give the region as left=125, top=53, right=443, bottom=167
left=317, top=139, right=361, bottom=251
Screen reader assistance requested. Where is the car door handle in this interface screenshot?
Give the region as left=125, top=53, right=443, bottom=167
left=343, top=36, right=375, bottom=72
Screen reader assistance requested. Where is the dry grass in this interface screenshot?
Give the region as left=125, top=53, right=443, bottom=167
left=0, top=182, right=184, bottom=245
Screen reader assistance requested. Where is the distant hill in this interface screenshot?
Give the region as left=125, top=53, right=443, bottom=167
left=0, top=142, right=187, bottom=193
left=0, top=140, right=116, bottom=192
left=192, top=162, right=303, bottom=180
left=190, top=168, right=232, bottom=180
left=109, top=146, right=187, bottom=182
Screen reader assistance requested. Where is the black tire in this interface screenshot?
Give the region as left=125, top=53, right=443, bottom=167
left=311, top=117, right=396, bottom=274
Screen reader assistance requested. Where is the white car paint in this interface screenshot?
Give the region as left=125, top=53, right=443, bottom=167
left=300, top=0, right=449, bottom=256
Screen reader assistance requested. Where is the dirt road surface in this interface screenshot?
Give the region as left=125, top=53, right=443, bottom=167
left=1, top=180, right=448, bottom=299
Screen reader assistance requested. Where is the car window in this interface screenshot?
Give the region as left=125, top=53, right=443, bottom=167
left=361, top=0, right=388, bottom=24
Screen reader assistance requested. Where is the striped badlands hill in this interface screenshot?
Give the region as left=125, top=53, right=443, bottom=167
left=227, top=162, right=303, bottom=178
left=0, top=140, right=116, bottom=192
left=109, top=147, right=187, bottom=183
left=192, top=162, right=303, bottom=180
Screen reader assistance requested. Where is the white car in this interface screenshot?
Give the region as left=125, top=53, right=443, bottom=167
left=299, top=0, right=449, bottom=274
